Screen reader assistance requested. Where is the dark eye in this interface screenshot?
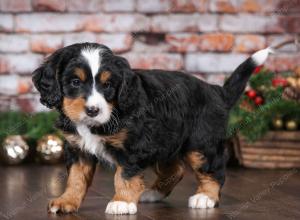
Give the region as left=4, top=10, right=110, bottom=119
left=103, top=81, right=111, bottom=89
left=71, top=79, right=81, bottom=88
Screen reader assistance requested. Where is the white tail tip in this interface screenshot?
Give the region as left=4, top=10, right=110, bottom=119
left=251, top=47, right=274, bottom=66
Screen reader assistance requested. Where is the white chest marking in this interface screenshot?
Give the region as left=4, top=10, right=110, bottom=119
left=76, top=124, right=114, bottom=164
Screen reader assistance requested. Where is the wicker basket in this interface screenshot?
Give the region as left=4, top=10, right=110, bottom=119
left=235, top=131, right=300, bottom=169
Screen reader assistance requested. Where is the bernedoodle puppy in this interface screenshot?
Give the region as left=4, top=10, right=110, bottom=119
left=32, top=43, right=272, bottom=215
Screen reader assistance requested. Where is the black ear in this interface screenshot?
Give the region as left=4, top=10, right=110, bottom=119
left=32, top=52, right=62, bottom=109
left=115, top=56, right=138, bottom=112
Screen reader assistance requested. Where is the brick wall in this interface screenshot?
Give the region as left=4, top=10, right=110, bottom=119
left=0, top=0, right=300, bottom=112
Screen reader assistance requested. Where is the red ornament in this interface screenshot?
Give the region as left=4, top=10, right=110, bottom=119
left=246, top=90, right=257, bottom=99
left=254, top=96, right=264, bottom=106
left=253, top=65, right=263, bottom=74
left=272, top=77, right=288, bottom=87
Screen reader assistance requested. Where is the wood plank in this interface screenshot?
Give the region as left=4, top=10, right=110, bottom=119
left=241, top=141, right=300, bottom=149
left=241, top=147, right=300, bottom=156
left=242, top=153, right=300, bottom=162
left=243, top=160, right=300, bottom=168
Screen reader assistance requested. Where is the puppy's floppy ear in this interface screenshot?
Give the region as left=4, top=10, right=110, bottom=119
left=115, top=56, right=138, bottom=112
left=32, top=50, right=63, bottom=109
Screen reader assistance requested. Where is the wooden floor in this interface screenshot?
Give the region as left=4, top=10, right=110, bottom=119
left=0, top=165, right=299, bottom=220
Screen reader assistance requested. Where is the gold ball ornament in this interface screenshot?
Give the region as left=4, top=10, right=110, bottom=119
left=36, top=135, right=63, bottom=164
left=285, top=120, right=298, bottom=131
left=0, top=135, right=29, bottom=165
left=272, top=117, right=283, bottom=130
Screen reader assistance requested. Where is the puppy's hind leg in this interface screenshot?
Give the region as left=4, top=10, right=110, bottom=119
left=105, top=166, right=145, bottom=215
left=185, top=150, right=225, bottom=209
left=140, top=159, right=185, bottom=203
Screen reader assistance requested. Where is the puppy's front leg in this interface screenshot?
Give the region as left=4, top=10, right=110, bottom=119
left=105, top=166, right=145, bottom=215
left=48, top=154, right=96, bottom=214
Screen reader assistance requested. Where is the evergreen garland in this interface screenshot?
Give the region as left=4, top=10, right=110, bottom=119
left=228, top=68, right=300, bottom=142
left=0, top=111, right=59, bottom=145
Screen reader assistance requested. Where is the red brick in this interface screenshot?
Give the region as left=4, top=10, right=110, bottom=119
left=67, top=0, right=101, bottom=12
left=30, top=35, right=63, bottom=54
left=14, top=94, right=47, bottom=112
left=123, top=53, right=183, bottom=70
left=0, top=0, right=31, bottom=12
left=166, top=33, right=234, bottom=52
left=96, top=34, right=133, bottom=53
left=185, top=53, right=248, bottom=73
left=278, top=16, right=300, bottom=33
left=265, top=54, right=300, bottom=72
left=32, top=0, right=66, bottom=12
left=0, top=35, right=29, bottom=53
left=64, top=33, right=96, bottom=46
left=0, top=75, right=32, bottom=95
left=170, top=0, right=208, bottom=12
left=15, top=13, right=84, bottom=33
left=239, top=0, right=261, bottom=12
left=103, top=0, right=135, bottom=12
left=84, top=14, right=150, bottom=32
left=151, top=14, right=217, bottom=32
left=220, top=14, right=284, bottom=33
left=166, top=34, right=200, bottom=52
left=275, top=0, right=300, bottom=14
left=0, top=15, right=14, bottom=32
left=209, top=0, right=237, bottom=13
left=137, top=0, right=172, bottom=12
left=198, top=33, right=234, bottom=52
left=0, top=57, right=10, bottom=74
left=234, top=35, right=266, bottom=53
left=0, top=54, right=43, bottom=75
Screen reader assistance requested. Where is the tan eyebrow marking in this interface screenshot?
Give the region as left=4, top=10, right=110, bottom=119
left=74, top=68, right=86, bottom=81
left=100, top=71, right=111, bottom=84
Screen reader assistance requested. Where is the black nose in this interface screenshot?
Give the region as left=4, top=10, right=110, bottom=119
left=85, top=106, right=100, bottom=117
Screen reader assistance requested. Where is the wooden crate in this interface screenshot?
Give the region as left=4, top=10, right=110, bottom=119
left=235, top=131, right=300, bottom=169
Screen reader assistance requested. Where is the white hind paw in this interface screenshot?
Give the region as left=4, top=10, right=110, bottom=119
left=188, top=193, right=216, bottom=209
left=105, top=201, right=137, bottom=215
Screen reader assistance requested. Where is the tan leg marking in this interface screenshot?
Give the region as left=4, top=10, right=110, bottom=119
left=185, top=151, right=220, bottom=209
left=140, top=160, right=185, bottom=203
left=105, top=166, right=144, bottom=215
left=112, top=166, right=144, bottom=203
left=48, top=158, right=95, bottom=213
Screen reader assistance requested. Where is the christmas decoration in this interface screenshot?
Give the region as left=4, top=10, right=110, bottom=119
left=285, top=120, right=298, bottom=131
left=229, top=67, right=300, bottom=142
left=0, top=112, right=62, bottom=165
left=272, top=117, right=283, bottom=130
left=283, top=66, right=300, bottom=102
left=254, top=96, right=264, bottom=106
left=272, top=76, right=288, bottom=87
left=0, top=135, right=29, bottom=165
left=36, top=135, right=63, bottom=164
left=246, top=89, right=257, bottom=99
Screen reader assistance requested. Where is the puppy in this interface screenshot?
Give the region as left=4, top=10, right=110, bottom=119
left=32, top=43, right=272, bottom=215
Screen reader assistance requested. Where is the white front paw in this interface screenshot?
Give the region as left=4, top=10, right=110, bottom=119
left=105, top=201, right=137, bottom=215
left=188, top=193, right=216, bottom=209
left=139, top=189, right=164, bottom=203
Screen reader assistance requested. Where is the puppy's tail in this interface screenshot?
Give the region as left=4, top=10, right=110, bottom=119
left=223, top=47, right=274, bottom=108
